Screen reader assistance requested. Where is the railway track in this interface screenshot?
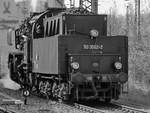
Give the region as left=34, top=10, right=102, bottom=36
left=74, top=103, right=105, bottom=113
left=49, top=100, right=83, bottom=113
left=72, top=102, right=148, bottom=113
left=112, top=102, right=148, bottom=113
left=52, top=100, right=108, bottom=113
left=0, top=91, right=22, bottom=113
left=53, top=100, right=148, bottom=113
left=0, top=106, right=19, bottom=113
left=0, top=100, right=148, bottom=113
left=0, top=88, right=148, bottom=113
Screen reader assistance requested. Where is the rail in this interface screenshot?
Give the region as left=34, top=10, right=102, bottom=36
left=112, top=102, right=148, bottom=113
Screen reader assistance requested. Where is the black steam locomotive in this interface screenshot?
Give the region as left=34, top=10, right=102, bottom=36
left=8, top=8, right=128, bottom=102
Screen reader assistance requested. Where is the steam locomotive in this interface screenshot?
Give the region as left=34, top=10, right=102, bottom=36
left=8, top=8, right=128, bottom=102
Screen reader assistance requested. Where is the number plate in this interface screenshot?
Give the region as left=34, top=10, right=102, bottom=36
left=83, top=44, right=103, bottom=50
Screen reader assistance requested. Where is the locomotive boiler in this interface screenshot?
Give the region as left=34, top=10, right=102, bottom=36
left=8, top=8, right=128, bottom=102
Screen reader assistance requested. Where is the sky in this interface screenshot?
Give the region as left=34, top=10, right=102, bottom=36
left=31, top=0, right=37, bottom=11
left=14, top=0, right=150, bottom=15
left=65, top=0, right=128, bottom=15
left=14, top=0, right=127, bottom=15
left=64, top=0, right=150, bottom=15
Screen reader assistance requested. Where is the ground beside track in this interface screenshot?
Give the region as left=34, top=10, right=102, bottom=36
left=113, top=94, right=150, bottom=113
left=0, top=86, right=150, bottom=113
left=0, top=86, right=85, bottom=113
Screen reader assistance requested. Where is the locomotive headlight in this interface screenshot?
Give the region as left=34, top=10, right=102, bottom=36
left=114, top=62, right=122, bottom=70
left=90, top=29, right=99, bottom=37
left=71, top=62, right=79, bottom=70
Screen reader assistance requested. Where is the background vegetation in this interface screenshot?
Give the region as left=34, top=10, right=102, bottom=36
left=107, top=2, right=150, bottom=105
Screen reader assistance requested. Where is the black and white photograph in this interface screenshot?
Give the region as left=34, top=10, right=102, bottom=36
left=0, top=0, right=150, bottom=113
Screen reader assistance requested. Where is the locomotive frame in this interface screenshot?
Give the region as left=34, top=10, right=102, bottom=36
left=8, top=8, right=128, bottom=102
